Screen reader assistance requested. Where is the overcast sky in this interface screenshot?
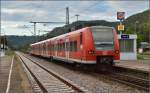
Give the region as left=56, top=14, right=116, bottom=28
left=1, top=0, right=149, bottom=36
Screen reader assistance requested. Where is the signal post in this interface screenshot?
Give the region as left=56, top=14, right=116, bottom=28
left=117, top=12, right=137, bottom=60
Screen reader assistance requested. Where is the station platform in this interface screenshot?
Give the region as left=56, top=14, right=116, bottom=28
left=115, top=60, right=150, bottom=73
left=0, top=55, right=33, bottom=93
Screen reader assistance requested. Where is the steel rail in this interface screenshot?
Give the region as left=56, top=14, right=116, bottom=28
left=18, top=53, right=89, bottom=93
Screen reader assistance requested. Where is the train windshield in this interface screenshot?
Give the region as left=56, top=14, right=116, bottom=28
left=92, top=27, right=114, bottom=50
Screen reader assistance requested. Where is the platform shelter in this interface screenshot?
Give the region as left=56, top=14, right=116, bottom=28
left=118, top=34, right=137, bottom=60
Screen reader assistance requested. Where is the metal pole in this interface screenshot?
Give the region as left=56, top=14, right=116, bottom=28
left=120, top=22, right=122, bottom=34
left=0, top=25, right=1, bottom=72
left=75, top=14, right=79, bottom=22
left=33, top=22, right=37, bottom=42
left=135, top=21, right=139, bottom=34
left=135, top=22, right=136, bottom=34
left=0, top=29, right=2, bottom=57
left=3, top=35, right=5, bottom=50
left=38, top=30, right=40, bottom=41
left=66, top=7, right=69, bottom=25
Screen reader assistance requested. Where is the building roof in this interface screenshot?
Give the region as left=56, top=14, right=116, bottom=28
left=140, top=42, right=150, bottom=48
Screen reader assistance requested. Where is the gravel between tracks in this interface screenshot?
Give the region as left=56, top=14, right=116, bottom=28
left=26, top=54, right=148, bottom=93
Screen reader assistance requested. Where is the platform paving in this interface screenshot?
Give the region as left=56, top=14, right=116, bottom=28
left=0, top=50, right=5, bottom=57
left=115, top=60, right=150, bottom=72
left=0, top=55, right=33, bottom=93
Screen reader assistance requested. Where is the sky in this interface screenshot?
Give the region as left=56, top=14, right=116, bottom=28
left=1, top=0, right=149, bottom=36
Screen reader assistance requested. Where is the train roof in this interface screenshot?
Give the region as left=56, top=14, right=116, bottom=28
left=91, top=26, right=113, bottom=29
left=31, top=26, right=113, bottom=46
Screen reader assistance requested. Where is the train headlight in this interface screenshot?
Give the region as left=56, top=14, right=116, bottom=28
left=88, top=50, right=95, bottom=54
left=115, top=50, right=119, bottom=54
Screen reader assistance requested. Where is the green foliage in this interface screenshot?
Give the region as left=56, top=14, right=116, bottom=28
left=5, top=49, right=14, bottom=56
left=125, top=26, right=134, bottom=34
left=124, top=9, right=150, bottom=42
left=137, top=54, right=144, bottom=60
left=18, top=44, right=30, bottom=53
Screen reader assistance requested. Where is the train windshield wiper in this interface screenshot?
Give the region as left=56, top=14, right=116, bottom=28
left=95, top=42, right=113, bottom=46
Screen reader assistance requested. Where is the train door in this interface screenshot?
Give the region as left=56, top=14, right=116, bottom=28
left=80, top=32, right=83, bottom=61
left=45, top=42, right=48, bottom=57
left=65, top=38, right=69, bottom=61
left=55, top=40, right=58, bottom=56
left=48, top=41, right=51, bottom=57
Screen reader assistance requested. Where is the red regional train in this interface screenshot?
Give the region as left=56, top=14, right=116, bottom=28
left=30, top=26, right=120, bottom=68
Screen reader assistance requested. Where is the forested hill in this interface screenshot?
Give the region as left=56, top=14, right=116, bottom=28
left=45, top=9, right=149, bottom=42
left=6, top=35, right=35, bottom=50
left=45, top=20, right=118, bottom=39
left=124, top=9, right=150, bottom=42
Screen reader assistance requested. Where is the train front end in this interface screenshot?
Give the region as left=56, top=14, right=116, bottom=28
left=87, top=26, right=120, bottom=68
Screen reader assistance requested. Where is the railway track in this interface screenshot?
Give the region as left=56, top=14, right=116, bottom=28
left=19, top=53, right=149, bottom=92
left=107, top=71, right=149, bottom=91
left=17, top=52, right=90, bottom=93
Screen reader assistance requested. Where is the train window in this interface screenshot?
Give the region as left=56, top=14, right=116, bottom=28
left=69, top=41, right=77, bottom=52
left=59, top=43, right=60, bottom=51
left=119, top=39, right=134, bottom=52
left=66, top=42, right=69, bottom=51
left=61, top=43, right=63, bottom=51
left=51, top=45, right=53, bottom=51
left=59, top=44, right=60, bottom=51
left=53, top=44, right=56, bottom=51
left=49, top=44, right=51, bottom=51
left=52, top=44, right=54, bottom=51
left=56, top=44, right=58, bottom=51
left=62, top=43, right=64, bottom=51
left=92, top=27, right=114, bottom=50
left=74, top=41, right=77, bottom=51
left=44, top=43, right=46, bottom=53
left=70, top=42, right=72, bottom=51
left=80, top=32, right=82, bottom=45
left=60, top=43, right=61, bottom=51
left=57, top=44, right=60, bottom=51
left=49, top=44, right=52, bottom=51
left=60, top=44, right=62, bottom=51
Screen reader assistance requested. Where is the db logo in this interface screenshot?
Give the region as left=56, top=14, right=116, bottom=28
left=117, top=12, right=125, bottom=20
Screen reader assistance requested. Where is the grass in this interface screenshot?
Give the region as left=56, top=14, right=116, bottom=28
left=5, top=49, right=15, bottom=56
left=137, top=54, right=144, bottom=60
left=137, top=53, right=150, bottom=60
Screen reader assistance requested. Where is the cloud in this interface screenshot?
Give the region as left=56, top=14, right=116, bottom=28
left=1, top=1, right=149, bottom=35
left=1, top=21, right=31, bottom=30
left=1, top=20, right=65, bottom=35
left=106, top=1, right=149, bottom=18
left=2, top=8, right=35, bottom=14
left=1, top=8, right=49, bottom=22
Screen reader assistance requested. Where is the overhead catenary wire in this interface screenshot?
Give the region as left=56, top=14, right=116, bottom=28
left=70, top=2, right=101, bottom=21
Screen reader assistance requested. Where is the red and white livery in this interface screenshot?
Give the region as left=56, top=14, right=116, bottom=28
left=30, top=26, right=120, bottom=66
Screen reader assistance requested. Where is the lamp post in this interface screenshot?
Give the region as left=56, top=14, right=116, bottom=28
left=75, top=14, right=80, bottom=30
left=134, top=21, right=139, bottom=34
left=0, top=29, right=1, bottom=58
left=75, top=14, right=80, bottom=22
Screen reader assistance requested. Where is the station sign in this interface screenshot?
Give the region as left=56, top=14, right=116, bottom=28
left=118, top=24, right=124, bottom=31
left=117, top=12, right=125, bottom=20
left=121, top=34, right=129, bottom=39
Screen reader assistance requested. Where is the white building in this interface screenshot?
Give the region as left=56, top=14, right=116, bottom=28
left=118, top=34, right=137, bottom=60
